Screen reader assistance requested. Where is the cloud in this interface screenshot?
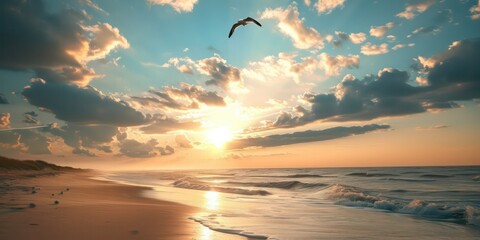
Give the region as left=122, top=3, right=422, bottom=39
left=420, top=38, right=480, bottom=97
left=415, top=124, right=449, bottom=131
left=317, top=53, right=359, bottom=76
left=119, top=139, right=158, bottom=158
left=392, top=43, right=415, bottom=51
left=163, top=57, right=196, bottom=73
left=239, top=52, right=358, bottom=107
left=0, top=0, right=128, bottom=85
left=177, top=65, right=193, bottom=74
left=261, top=4, right=325, bottom=49
left=23, top=111, right=40, bottom=125
left=72, top=147, right=96, bottom=157
left=82, top=23, right=129, bottom=61
left=164, top=55, right=245, bottom=92
left=158, top=145, right=175, bottom=156
left=0, top=94, right=9, bottom=104
left=197, top=55, right=244, bottom=91
left=471, top=0, right=480, bottom=20
left=82, top=0, right=108, bottom=15
left=361, top=43, right=389, bottom=55
left=256, top=38, right=480, bottom=130
left=175, top=134, right=193, bottom=148
left=46, top=123, right=119, bottom=152
left=0, top=131, right=20, bottom=149
left=396, top=0, right=436, bottom=20
left=133, top=82, right=226, bottom=110
left=140, top=114, right=201, bottom=134
left=147, top=0, right=198, bottom=13
left=329, top=31, right=367, bottom=47
left=408, top=25, right=441, bottom=37
left=311, top=0, right=346, bottom=15
left=22, top=79, right=148, bottom=126
left=19, top=130, right=52, bottom=154
left=369, top=22, right=395, bottom=38
left=349, top=32, right=367, bottom=44
left=0, top=128, right=52, bottom=155
left=0, top=113, right=11, bottom=128
left=245, top=52, right=358, bottom=84
left=228, top=124, right=389, bottom=149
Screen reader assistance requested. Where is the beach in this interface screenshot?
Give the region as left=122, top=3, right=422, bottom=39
left=0, top=170, right=248, bottom=240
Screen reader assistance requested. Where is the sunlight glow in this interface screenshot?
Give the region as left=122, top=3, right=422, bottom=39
left=199, top=225, right=212, bottom=240
left=204, top=126, right=233, bottom=148
left=204, top=191, right=219, bottom=210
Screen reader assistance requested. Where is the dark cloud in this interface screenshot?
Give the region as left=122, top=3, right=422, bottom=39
left=197, top=55, right=243, bottom=91
left=132, top=83, right=226, bottom=110
left=0, top=129, right=51, bottom=155
left=175, top=134, right=193, bottom=148
left=0, top=0, right=128, bottom=85
left=19, top=130, right=52, bottom=154
left=96, top=145, right=113, bottom=153
left=260, top=38, right=480, bottom=130
left=0, top=0, right=86, bottom=71
left=435, top=9, right=453, bottom=23
left=23, top=111, right=40, bottom=125
left=46, top=123, right=119, bottom=150
left=163, top=83, right=226, bottom=106
left=0, top=94, right=9, bottom=104
left=72, top=147, right=96, bottom=157
left=34, top=67, right=99, bottom=85
left=119, top=139, right=158, bottom=158
left=424, top=39, right=480, bottom=87
left=228, top=124, right=390, bottom=149
left=0, top=131, right=19, bottom=145
left=22, top=80, right=148, bottom=126
left=409, top=25, right=441, bottom=37
left=158, top=145, right=175, bottom=156
left=140, top=114, right=200, bottom=134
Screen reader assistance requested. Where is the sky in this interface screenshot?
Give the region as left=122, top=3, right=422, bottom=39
left=0, top=0, right=479, bottom=170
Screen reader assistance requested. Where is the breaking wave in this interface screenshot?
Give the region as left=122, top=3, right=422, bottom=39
left=346, top=172, right=398, bottom=177
left=321, top=184, right=480, bottom=226
left=172, top=177, right=271, bottom=196
left=227, top=180, right=328, bottom=190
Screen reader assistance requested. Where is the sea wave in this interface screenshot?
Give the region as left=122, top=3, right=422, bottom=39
left=249, top=174, right=326, bottom=178
left=321, top=184, right=480, bottom=226
left=190, top=215, right=269, bottom=239
left=346, top=172, right=398, bottom=177
left=172, top=177, right=271, bottom=196
left=382, top=177, right=435, bottom=182
left=227, top=180, right=328, bottom=190
left=420, top=174, right=453, bottom=178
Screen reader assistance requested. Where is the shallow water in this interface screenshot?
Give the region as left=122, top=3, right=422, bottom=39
left=105, top=166, right=480, bottom=239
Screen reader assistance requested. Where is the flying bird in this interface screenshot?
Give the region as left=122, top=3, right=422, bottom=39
left=228, top=17, right=262, bottom=38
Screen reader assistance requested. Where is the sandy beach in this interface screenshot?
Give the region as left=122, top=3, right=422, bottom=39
left=0, top=170, right=248, bottom=240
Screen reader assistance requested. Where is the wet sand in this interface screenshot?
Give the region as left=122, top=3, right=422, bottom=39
left=0, top=170, right=248, bottom=240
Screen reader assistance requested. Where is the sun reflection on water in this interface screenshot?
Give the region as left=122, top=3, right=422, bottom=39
left=205, top=191, right=219, bottom=210
left=199, top=225, right=212, bottom=240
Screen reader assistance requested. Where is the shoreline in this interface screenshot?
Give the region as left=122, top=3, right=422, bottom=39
left=0, top=170, right=249, bottom=240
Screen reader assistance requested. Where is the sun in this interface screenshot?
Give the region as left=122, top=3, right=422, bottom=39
left=204, top=126, right=233, bottom=148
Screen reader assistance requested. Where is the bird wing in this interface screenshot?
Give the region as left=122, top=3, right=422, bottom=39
left=229, top=22, right=242, bottom=38
left=246, top=17, right=262, bottom=27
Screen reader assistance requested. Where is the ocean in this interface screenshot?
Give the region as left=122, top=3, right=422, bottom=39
left=102, top=166, right=480, bottom=239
